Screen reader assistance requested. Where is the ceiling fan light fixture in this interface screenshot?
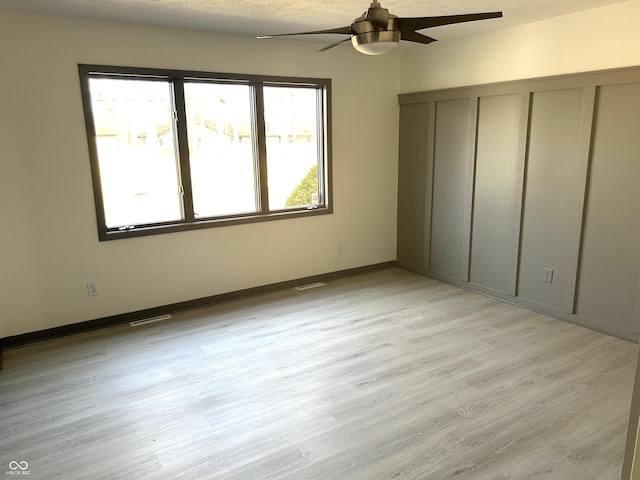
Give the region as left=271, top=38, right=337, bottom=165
left=351, top=31, right=400, bottom=55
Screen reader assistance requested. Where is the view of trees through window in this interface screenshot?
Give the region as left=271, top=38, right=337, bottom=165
left=80, top=65, right=330, bottom=239
left=263, top=86, right=320, bottom=210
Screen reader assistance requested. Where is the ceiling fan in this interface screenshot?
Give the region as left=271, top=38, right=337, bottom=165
left=258, top=1, right=502, bottom=55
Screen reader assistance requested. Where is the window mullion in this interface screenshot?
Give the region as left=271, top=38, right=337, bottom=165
left=253, top=82, right=269, bottom=214
left=316, top=87, right=327, bottom=206
left=172, top=79, right=195, bottom=221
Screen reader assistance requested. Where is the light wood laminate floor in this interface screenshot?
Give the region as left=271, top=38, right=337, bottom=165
left=1, top=268, right=637, bottom=479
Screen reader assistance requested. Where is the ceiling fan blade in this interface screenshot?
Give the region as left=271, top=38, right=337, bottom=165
left=258, top=26, right=352, bottom=39
left=315, top=38, right=352, bottom=53
left=399, top=12, right=502, bottom=31
left=365, top=3, right=389, bottom=29
left=400, top=30, right=437, bottom=46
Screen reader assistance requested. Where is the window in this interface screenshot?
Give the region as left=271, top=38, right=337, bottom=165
left=78, top=65, right=332, bottom=240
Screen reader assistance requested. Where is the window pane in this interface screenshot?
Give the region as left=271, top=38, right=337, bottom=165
left=88, top=78, right=183, bottom=228
left=263, top=86, right=320, bottom=210
left=184, top=83, right=257, bottom=218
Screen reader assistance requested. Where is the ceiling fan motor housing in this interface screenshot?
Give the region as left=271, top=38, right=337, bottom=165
left=350, top=11, right=400, bottom=55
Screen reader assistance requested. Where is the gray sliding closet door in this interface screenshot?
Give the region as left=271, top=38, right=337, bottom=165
left=470, top=94, right=526, bottom=295
left=397, top=103, right=430, bottom=271
left=517, top=88, right=584, bottom=310
left=576, top=82, right=640, bottom=333
left=430, top=98, right=474, bottom=280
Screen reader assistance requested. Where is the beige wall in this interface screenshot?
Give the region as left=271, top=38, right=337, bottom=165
left=400, top=0, right=640, bottom=93
left=0, top=11, right=401, bottom=337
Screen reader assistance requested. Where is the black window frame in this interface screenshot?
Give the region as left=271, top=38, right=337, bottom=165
left=78, top=64, right=333, bottom=241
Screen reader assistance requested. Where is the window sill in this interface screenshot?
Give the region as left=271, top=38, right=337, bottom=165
left=99, top=205, right=332, bottom=241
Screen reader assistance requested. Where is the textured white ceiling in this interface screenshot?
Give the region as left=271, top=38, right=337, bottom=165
left=0, top=0, right=629, bottom=44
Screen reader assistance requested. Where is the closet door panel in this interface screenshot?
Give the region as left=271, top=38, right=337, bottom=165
left=576, top=82, right=640, bottom=331
left=517, top=88, right=583, bottom=309
left=397, top=103, right=430, bottom=270
left=470, top=93, right=525, bottom=295
left=430, top=98, right=474, bottom=279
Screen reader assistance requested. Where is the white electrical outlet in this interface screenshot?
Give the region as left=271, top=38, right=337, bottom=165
left=439, top=244, right=446, bottom=256
left=87, top=282, right=99, bottom=297
left=543, top=268, right=553, bottom=283
left=337, top=242, right=344, bottom=254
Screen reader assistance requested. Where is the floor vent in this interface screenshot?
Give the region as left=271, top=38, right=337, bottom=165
left=294, top=282, right=326, bottom=291
left=130, top=314, right=172, bottom=326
